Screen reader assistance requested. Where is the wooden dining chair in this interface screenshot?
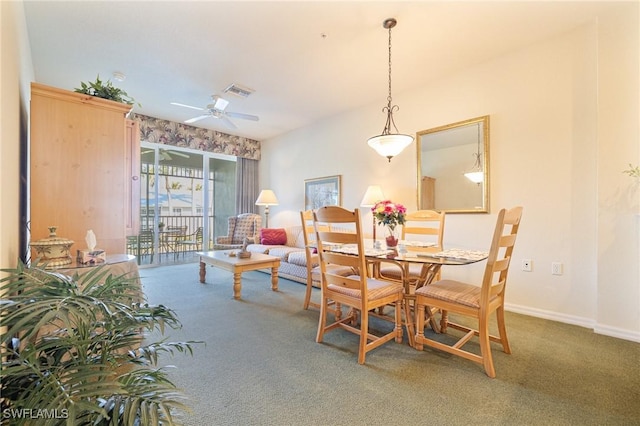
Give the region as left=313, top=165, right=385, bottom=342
left=300, top=210, right=355, bottom=311
left=378, top=209, right=445, bottom=287
left=414, top=206, right=523, bottom=378
left=313, top=206, right=404, bottom=364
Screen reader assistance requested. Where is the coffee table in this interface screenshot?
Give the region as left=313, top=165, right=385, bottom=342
left=197, top=251, right=280, bottom=299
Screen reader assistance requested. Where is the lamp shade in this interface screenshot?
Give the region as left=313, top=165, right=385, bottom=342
left=360, top=185, right=385, bottom=207
left=464, top=171, right=484, bottom=184
left=255, top=189, right=279, bottom=206
left=367, top=134, right=414, bottom=160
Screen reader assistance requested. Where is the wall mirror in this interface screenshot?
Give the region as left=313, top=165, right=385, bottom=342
left=416, top=115, right=490, bottom=213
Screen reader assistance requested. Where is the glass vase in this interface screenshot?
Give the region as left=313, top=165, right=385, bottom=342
left=385, top=226, right=399, bottom=249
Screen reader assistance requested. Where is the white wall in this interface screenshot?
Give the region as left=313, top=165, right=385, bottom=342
left=1, top=0, right=34, bottom=273
left=261, top=4, right=639, bottom=341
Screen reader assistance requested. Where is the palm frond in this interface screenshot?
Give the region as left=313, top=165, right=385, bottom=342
left=1, top=260, right=200, bottom=425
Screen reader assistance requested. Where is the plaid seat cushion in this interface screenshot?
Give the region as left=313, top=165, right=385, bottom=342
left=415, top=279, right=496, bottom=308
left=311, top=265, right=356, bottom=282
left=379, top=263, right=424, bottom=280
left=327, top=275, right=402, bottom=301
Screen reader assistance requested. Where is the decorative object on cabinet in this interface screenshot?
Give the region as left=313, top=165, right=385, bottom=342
left=30, top=226, right=74, bottom=268
left=304, top=175, right=341, bottom=210
left=74, top=74, right=138, bottom=106
left=367, top=18, right=413, bottom=162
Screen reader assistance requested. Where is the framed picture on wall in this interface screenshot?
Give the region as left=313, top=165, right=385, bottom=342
left=304, top=175, right=341, bottom=210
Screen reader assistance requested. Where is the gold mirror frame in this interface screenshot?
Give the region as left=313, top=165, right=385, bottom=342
left=416, top=115, right=490, bottom=213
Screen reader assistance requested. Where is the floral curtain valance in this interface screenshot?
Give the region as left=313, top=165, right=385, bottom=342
left=133, top=114, right=261, bottom=160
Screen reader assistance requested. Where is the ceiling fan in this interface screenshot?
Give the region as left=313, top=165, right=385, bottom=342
left=171, top=95, right=259, bottom=129
left=142, top=148, right=190, bottom=161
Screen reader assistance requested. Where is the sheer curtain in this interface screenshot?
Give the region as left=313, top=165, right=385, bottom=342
left=235, top=157, right=259, bottom=214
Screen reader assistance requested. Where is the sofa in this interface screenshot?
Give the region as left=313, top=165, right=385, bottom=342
left=246, top=226, right=311, bottom=284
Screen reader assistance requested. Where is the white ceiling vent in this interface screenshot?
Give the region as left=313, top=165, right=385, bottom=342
left=223, top=83, right=255, bottom=98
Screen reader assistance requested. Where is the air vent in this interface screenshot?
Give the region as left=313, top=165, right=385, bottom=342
left=223, top=83, right=254, bottom=98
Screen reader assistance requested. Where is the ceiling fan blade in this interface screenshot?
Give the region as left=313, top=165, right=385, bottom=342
left=184, top=114, right=211, bottom=124
left=171, top=102, right=205, bottom=111
left=221, top=116, right=237, bottom=129
left=226, top=111, right=259, bottom=121
left=164, top=149, right=190, bottom=158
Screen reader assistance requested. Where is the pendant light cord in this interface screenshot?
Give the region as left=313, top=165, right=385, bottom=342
left=382, top=20, right=400, bottom=136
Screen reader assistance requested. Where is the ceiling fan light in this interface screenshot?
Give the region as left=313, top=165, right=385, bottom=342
left=212, top=96, right=229, bottom=111
left=367, top=133, right=414, bottom=161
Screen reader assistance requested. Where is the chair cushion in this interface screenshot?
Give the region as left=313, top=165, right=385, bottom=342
left=379, top=263, right=424, bottom=280
left=328, top=276, right=402, bottom=301
left=288, top=250, right=314, bottom=267
left=261, top=228, right=287, bottom=245
left=311, top=264, right=356, bottom=282
left=415, top=279, right=496, bottom=308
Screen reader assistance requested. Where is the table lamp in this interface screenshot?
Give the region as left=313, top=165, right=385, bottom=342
left=360, top=185, right=385, bottom=244
left=255, top=189, right=279, bottom=228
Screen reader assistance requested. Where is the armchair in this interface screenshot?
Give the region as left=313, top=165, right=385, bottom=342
left=214, top=213, right=262, bottom=250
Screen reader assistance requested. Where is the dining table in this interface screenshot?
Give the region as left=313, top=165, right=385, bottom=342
left=326, top=240, right=488, bottom=347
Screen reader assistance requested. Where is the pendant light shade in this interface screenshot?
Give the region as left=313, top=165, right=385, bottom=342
left=368, top=18, right=413, bottom=162
left=464, top=123, right=484, bottom=184
left=367, top=134, right=414, bottom=160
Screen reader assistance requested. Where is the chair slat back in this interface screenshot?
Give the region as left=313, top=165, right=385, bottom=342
left=481, top=206, right=523, bottom=301
left=401, top=210, right=445, bottom=252
left=314, top=206, right=367, bottom=294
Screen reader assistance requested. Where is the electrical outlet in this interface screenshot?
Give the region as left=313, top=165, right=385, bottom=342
left=522, top=259, right=532, bottom=272
left=552, top=262, right=563, bottom=275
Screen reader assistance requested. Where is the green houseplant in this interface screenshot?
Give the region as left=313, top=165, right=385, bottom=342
left=623, top=163, right=640, bottom=178
left=0, top=261, right=198, bottom=425
left=74, top=75, right=138, bottom=106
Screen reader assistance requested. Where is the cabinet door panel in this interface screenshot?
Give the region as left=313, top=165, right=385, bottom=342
left=30, top=83, right=131, bottom=256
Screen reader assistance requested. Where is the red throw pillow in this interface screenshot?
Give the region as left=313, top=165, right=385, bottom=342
left=260, top=228, right=287, bottom=245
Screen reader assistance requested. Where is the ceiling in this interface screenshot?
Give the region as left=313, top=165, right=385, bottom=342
left=23, top=1, right=616, bottom=141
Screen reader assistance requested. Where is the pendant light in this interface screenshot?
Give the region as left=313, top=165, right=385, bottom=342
left=367, top=18, right=413, bottom=162
left=464, top=123, right=484, bottom=184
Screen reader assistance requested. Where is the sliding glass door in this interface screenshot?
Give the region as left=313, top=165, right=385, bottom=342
left=136, top=142, right=236, bottom=264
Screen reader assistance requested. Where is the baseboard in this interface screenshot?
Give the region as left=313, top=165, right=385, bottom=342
left=593, top=324, right=640, bottom=343
left=505, top=303, right=640, bottom=343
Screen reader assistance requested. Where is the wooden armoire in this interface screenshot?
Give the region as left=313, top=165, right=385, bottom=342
left=30, top=82, right=140, bottom=256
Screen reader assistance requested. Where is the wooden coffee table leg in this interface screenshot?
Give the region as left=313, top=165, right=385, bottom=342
left=233, top=272, right=242, bottom=299
left=271, top=266, right=279, bottom=291
left=199, top=261, right=206, bottom=283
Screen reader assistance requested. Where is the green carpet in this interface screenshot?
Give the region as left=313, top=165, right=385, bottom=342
left=140, top=262, right=640, bottom=426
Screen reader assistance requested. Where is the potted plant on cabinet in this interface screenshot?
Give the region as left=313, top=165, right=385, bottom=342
left=0, top=262, right=199, bottom=425
left=74, top=75, right=138, bottom=106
